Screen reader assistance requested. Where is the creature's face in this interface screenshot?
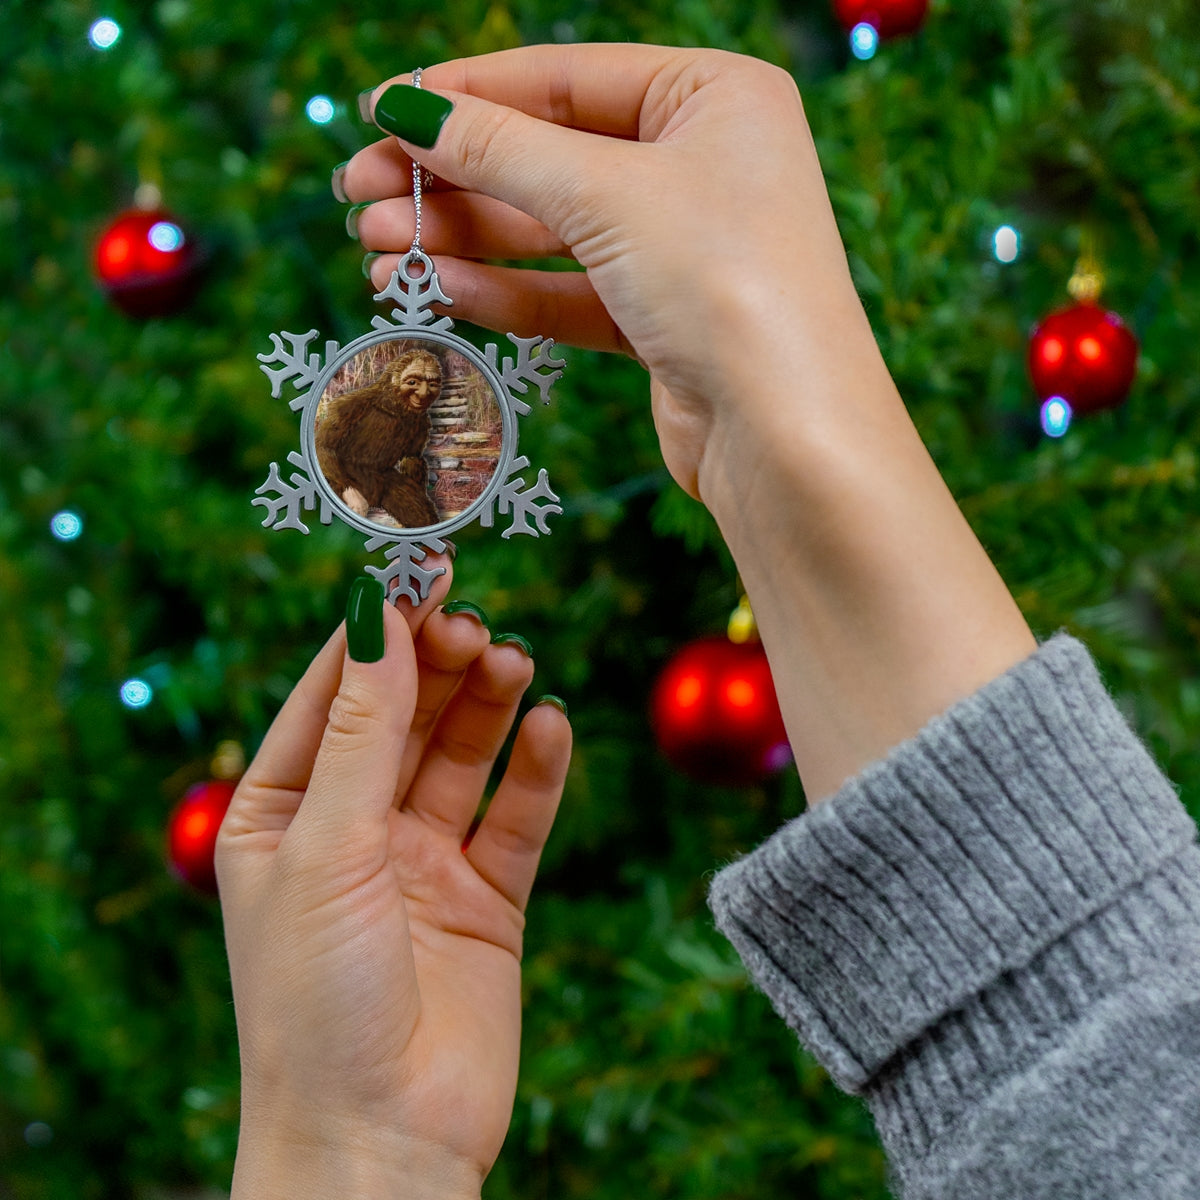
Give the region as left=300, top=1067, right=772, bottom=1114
left=395, top=357, right=443, bottom=412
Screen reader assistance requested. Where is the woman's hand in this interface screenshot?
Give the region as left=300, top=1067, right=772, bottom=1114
left=341, top=44, right=872, bottom=500
left=339, top=45, right=1035, bottom=805
left=217, top=573, right=571, bottom=1199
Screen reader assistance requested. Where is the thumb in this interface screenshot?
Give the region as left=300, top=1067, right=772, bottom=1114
left=288, top=576, right=418, bottom=850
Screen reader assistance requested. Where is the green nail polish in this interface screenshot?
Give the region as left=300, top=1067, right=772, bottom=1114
left=356, top=87, right=376, bottom=123
left=346, top=576, right=385, bottom=662
left=534, top=694, right=568, bottom=718
left=442, top=599, right=490, bottom=627
left=345, top=201, right=372, bottom=240
left=331, top=161, right=350, bottom=204
left=491, top=631, right=533, bottom=657
left=361, top=251, right=382, bottom=280
left=373, top=84, right=453, bottom=149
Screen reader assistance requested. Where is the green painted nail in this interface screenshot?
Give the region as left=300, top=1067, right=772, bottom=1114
left=346, top=576, right=385, bottom=662
left=373, top=84, right=454, bottom=149
left=491, top=631, right=533, bottom=657
left=534, top=694, right=568, bottom=718
left=331, top=161, right=350, bottom=204
left=442, top=600, right=490, bottom=627
left=345, top=201, right=372, bottom=240
left=361, top=251, right=382, bottom=280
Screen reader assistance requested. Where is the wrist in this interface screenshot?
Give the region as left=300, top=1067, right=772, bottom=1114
left=693, top=306, right=1035, bottom=804
left=232, top=1112, right=484, bottom=1200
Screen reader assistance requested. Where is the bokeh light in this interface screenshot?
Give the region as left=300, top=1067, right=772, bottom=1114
left=1040, top=396, right=1073, bottom=438
left=88, top=18, right=121, bottom=49
left=120, top=678, right=154, bottom=709
left=993, top=224, right=1020, bottom=263
left=148, top=221, right=185, bottom=252
left=850, top=23, right=879, bottom=60
left=305, top=95, right=336, bottom=124
left=50, top=510, right=84, bottom=541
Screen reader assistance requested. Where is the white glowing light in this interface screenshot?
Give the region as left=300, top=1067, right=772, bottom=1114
left=120, top=678, right=154, bottom=709
left=148, top=221, right=185, bottom=252
left=306, top=95, right=336, bottom=125
left=993, top=225, right=1020, bottom=264
left=88, top=18, right=121, bottom=49
left=1041, top=396, right=1073, bottom=439
left=50, top=510, right=84, bottom=541
left=851, top=22, right=879, bottom=60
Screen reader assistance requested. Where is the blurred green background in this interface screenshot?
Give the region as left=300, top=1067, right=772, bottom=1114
left=3, top=0, right=1199, bottom=1196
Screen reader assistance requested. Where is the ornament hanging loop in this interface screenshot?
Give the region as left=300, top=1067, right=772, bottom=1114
left=409, top=67, right=428, bottom=259
left=1068, top=230, right=1105, bottom=303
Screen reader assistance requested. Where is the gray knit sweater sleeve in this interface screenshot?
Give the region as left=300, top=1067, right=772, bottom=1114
left=708, top=634, right=1200, bottom=1198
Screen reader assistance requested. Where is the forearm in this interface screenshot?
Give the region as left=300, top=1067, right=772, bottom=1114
left=696, top=293, right=1035, bottom=802
left=709, top=634, right=1200, bottom=1196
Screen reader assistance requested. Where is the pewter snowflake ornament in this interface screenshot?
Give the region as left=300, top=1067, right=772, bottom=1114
left=253, top=250, right=564, bottom=604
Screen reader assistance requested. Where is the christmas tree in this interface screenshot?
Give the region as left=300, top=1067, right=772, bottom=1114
left=3, top=1, right=1198, bottom=1196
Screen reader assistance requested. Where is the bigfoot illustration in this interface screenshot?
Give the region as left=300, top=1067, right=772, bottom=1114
left=315, top=348, right=442, bottom=528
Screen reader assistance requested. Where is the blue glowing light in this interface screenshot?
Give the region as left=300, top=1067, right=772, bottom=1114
left=50, top=510, right=84, bottom=541
left=120, top=678, right=154, bottom=709
left=306, top=95, right=336, bottom=125
left=1041, top=396, right=1073, bottom=439
left=148, top=221, right=185, bottom=252
left=850, top=22, right=879, bottom=60
left=993, top=225, right=1020, bottom=264
left=88, top=18, right=121, bottom=49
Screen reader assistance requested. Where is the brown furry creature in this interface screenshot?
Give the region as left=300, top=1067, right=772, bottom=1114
left=315, top=349, right=443, bottom=528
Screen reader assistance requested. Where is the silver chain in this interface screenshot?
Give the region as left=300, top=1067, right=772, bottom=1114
left=409, top=68, right=425, bottom=258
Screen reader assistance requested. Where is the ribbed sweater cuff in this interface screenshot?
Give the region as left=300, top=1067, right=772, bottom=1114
left=707, top=633, right=1197, bottom=1094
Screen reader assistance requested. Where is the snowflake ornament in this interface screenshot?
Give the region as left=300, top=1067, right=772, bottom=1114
left=254, top=251, right=565, bottom=604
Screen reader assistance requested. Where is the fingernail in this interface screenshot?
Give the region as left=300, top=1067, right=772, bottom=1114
left=491, top=631, right=533, bottom=657
left=331, top=161, right=350, bottom=204
left=356, top=87, right=376, bottom=123
left=442, top=600, right=490, bottom=628
left=346, top=575, right=385, bottom=662
left=534, top=694, right=568, bottom=718
left=345, top=201, right=372, bottom=240
left=442, top=539, right=458, bottom=562
left=373, top=83, right=454, bottom=149
left=361, top=251, right=382, bottom=280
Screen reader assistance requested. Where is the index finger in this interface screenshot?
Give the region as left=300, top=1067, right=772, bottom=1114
left=383, top=42, right=708, bottom=139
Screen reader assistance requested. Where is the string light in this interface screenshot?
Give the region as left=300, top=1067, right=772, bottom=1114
left=147, top=221, right=185, bottom=252
left=88, top=18, right=121, bottom=49
left=993, top=225, right=1020, bottom=263
left=850, top=22, right=880, bottom=59
left=120, top=678, right=154, bottom=709
left=50, top=510, right=83, bottom=541
left=305, top=95, right=336, bottom=125
left=1041, top=397, right=1073, bottom=439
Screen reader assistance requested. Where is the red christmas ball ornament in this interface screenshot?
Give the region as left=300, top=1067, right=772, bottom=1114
left=651, top=636, right=792, bottom=786
left=166, top=780, right=235, bottom=894
left=1028, top=301, right=1139, bottom=415
left=833, top=0, right=929, bottom=39
left=94, top=207, right=200, bottom=317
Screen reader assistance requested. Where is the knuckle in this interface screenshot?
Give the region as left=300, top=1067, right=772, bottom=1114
left=323, top=681, right=388, bottom=743
left=454, top=105, right=519, bottom=182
